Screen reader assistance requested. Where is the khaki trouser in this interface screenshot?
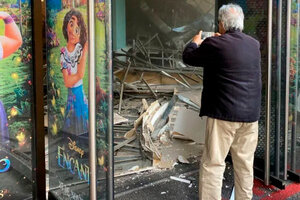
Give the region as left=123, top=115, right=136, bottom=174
left=199, top=117, right=258, bottom=200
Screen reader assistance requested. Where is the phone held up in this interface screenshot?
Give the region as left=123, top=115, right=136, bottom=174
left=201, top=31, right=214, bottom=40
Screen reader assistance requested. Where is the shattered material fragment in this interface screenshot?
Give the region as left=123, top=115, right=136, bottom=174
left=177, top=155, right=190, bottom=164
left=170, top=176, right=191, bottom=184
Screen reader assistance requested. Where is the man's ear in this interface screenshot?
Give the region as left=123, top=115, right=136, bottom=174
left=219, top=21, right=225, bottom=34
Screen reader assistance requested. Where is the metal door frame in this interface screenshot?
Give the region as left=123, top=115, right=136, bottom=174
left=32, top=0, right=46, bottom=199
left=87, top=0, right=114, bottom=199
left=264, top=0, right=300, bottom=187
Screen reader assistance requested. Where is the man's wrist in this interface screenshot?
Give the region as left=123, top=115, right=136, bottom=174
left=191, top=41, right=200, bottom=47
left=192, top=39, right=202, bottom=46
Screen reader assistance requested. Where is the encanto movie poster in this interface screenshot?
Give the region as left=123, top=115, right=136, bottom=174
left=46, top=0, right=110, bottom=199
left=0, top=0, right=34, bottom=199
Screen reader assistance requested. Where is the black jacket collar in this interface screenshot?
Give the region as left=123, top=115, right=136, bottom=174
left=225, top=29, right=242, bottom=33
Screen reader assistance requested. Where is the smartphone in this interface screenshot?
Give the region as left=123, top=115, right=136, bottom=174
left=202, top=32, right=214, bottom=40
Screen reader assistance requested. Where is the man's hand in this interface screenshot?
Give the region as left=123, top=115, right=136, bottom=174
left=192, top=30, right=203, bottom=46
left=214, top=32, right=221, bottom=37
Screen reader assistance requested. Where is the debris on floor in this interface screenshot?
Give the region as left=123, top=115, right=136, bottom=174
left=113, top=89, right=206, bottom=174
left=170, top=176, right=191, bottom=184
left=113, top=34, right=207, bottom=175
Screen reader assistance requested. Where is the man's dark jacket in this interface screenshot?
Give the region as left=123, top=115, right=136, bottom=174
left=182, top=30, right=261, bottom=122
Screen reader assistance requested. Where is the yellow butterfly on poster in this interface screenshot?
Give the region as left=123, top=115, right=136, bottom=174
left=98, top=155, right=105, bottom=166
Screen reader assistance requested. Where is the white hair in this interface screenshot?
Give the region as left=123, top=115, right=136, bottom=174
left=218, top=4, right=244, bottom=31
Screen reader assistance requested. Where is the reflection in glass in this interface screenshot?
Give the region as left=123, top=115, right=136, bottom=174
left=125, top=0, right=215, bottom=50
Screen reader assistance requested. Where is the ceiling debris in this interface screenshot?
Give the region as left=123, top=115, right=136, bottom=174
left=113, top=79, right=205, bottom=175
left=112, top=16, right=208, bottom=175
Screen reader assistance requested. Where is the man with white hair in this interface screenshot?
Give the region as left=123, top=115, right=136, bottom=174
left=182, top=4, right=261, bottom=200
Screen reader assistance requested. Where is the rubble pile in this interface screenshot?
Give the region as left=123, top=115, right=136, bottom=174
left=113, top=35, right=206, bottom=175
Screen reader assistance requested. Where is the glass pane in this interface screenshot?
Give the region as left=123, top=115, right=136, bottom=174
left=0, top=1, right=34, bottom=199
left=47, top=1, right=90, bottom=199
left=95, top=0, right=111, bottom=199
left=47, top=0, right=111, bottom=198
left=288, top=0, right=300, bottom=176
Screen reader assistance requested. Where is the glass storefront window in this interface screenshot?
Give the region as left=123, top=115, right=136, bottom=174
left=46, top=0, right=111, bottom=199
left=0, top=1, right=295, bottom=198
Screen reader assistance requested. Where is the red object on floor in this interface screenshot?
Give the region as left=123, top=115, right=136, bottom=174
left=260, top=183, right=300, bottom=200
left=253, top=179, right=277, bottom=197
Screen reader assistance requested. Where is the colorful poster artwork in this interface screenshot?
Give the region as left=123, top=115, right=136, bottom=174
left=47, top=0, right=109, bottom=198
left=0, top=1, right=32, bottom=151
left=0, top=0, right=33, bottom=199
left=47, top=0, right=90, bottom=193
left=0, top=158, right=10, bottom=173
